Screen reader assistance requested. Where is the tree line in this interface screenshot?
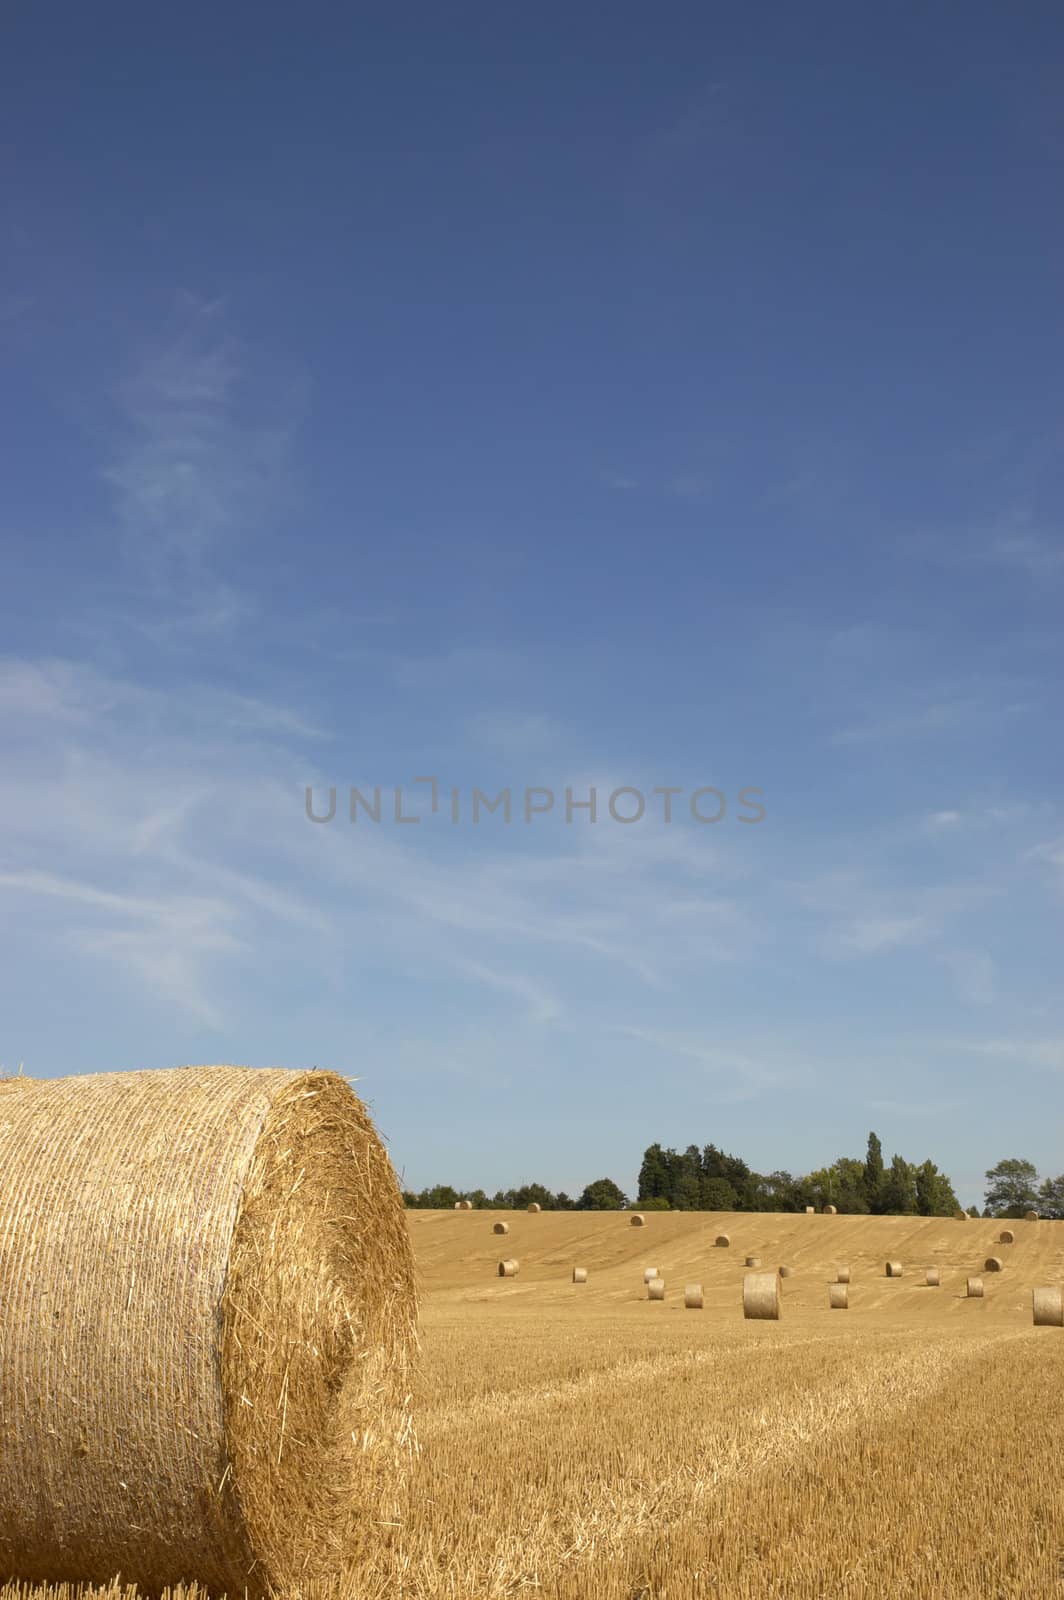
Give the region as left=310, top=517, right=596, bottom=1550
left=402, top=1135, right=1064, bottom=1218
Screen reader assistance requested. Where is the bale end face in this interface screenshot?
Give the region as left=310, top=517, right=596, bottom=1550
left=984, top=1256, right=1003, bottom=1273
left=1025, top=1210, right=1039, bottom=1221
left=498, top=1259, right=519, bottom=1277
left=743, top=1271, right=780, bottom=1321
left=526, top=1203, right=541, bottom=1213
left=714, top=1234, right=730, bottom=1248
left=630, top=1213, right=646, bottom=1227
left=1032, top=1287, right=1064, bottom=1327
left=823, top=1204, right=837, bottom=1215
left=647, top=1278, right=665, bottom=1301
left=683, top=1284, right=704, bottom=1309
left=829, top=1284, right=849, bottom=1309
left=492, top=1221, right=509, bottom=1235
left=778, top=1265, right=794, bottom=1279
left=885, top=1261, right=903, bottom=1278
left=998, top=1229, right=1015, bottom=1244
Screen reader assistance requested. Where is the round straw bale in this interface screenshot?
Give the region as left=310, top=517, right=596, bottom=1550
left=630, top=1213, right=645, bottom=1227
left=743, top=1271, right=780, bottom=1320
left=0, top=1066, right=416, bottom=1599
left=823, top=1204, right=837, bottom=1215
left=492, top=1221, right=510, bottom=1235
left=984, top=1256, right=1003, bottom=1273
left=829, top=1284, right=848, bottom=1309
left=498, top=1258, right=519, bottom=1277
left=461, top=1199, right=473, bottom=1209
left=925, top=1268, right=941, bottom=1286
left=1032, top=1287, right=1064, bottom=1327
left=955, top=1210, right=968, bottom=1220
left=966, top=1276, right=984, bottom=1297
left=643, top=1266, right=659, bottom=1283
left=1025, top=1209, right=1039, bottom=1221
left=744, top=1255, right=762, bottom=1268
left=684, top=1284, right=704, bottom=1309
left=998, top=1228, right=1015, bottom=1244
left=778, top=1265, right=794, bottom=1279
left=572, top=1267, right=588, bottom=1284
left=885, top=1260, right=903, bottom=1277
left=453, top=1200, right=462, bottom=1208
left=836, top=1266, right=851, bottom=1284
left=715, top=1233, right=730, bottom=1248
left=805, top=1205, right=815, bottom=1214
left=527, top=1202, right=541, bottom=1213
left=647, top=1277, right=665, bottom=1300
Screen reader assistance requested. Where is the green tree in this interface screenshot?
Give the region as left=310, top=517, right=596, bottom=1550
left=637, top=1143, right=670, bottom=1203
left=637, top=1194, right=671, bottom=1211
left=914, top=1159, right=959, bottom=1217
left=577, top=1177, right=628, bottom=1210
left=880, top=1154, right=918, bottom=1215
left=984, top=1158, right=1040, bottom=1217
left=1037, top=1174, right=1064, bottom=1220
left=700, top=1176, right=737, bottom=1211
left=863, top=1131, right=885, bottom=1213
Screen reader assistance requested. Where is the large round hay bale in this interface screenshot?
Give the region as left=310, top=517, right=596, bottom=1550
left=1032, top=1287, right=1064, bottom=1327
left=804, top=1205, right=815, bottom=1214
left=0, top=1066, right=416, bottom=1598
left=498, top=1258, right=519, bottom=1277
left=572, top=1267, right=588, bottom=1284
left=643, top=1266, right=659, bottom=1283
left=984, top=1256, right=1003, bottom=1273
left=926, top=1268, right=941, bottom=1287
left=966, top=1276, right=984, bottom=1298
left=1025, top=1210, right=1039, bottom=1221
left=744, top=1255, right=761, bottom=1268
left=683, top=1284, right=703, bottom=1309
left=836, top=1265, right=851, bottom=1284
left=743, top=1271, right=779, bottom=1321
left=955, top=1210, right=968, bottom=1220
left=492, top=1221, right=510, bottom=1235
left=823, top=1204, right=837, bottom=1215
left=715, top=1233, right=730, bottom=1248
left=998, top=1228, right=1015, bottom=1245
left=526, top=1202, right=541, bottom=1213
left=829, top=1284, right=848, bottom=1309
left=885, top=1261, right=903, bottom=1278
left=629, top=1213, right=646, bottom=1227
left=647, top=1277, right=665, bottom=1301
left=461, top=1199, right=473, bottom=1209
left=778, top=1265, right=794, bottom=1279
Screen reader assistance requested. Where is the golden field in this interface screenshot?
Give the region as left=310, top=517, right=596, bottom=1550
left=4, top=1208, right=1064, bottom=1600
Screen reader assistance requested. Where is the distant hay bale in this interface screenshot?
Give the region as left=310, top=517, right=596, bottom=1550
left=886, top=1261, right=903, bottom=1277
left=823, top=1204, right=837, bottom=1215
left=805, top=1205, right=815, bottom=1214
left=966, top=1276, right=984, bottom=1298
left=1025, top=1210, right=1039, bottom=1221
left=955, top=1210, right=968, bottom=1220
left=829, top=1284, right=849, bottom=1309
left=743, top=1271, right=780, bottom=1321
left=630, top=1213, right=646, bottom=1227
left=778, top=1265, right=794, bottom=1279
left=527, top=1202, right=541, bottom=1213
left=572, top=1267, right=588, bottom=1284
left=647, top=1278, right=665, bottom=1301
left=836, top=1266, right=851, bottom=1284
left=643, top=1266, right=659, bottom=1283
left=984, top=1256, right=1003, bottom=1273
left=1032, top=1287, right=1064, bottom=1327
left=715, top=1233, right=730, bottom=1248
left=683, top=1284, right=704, bottom=1309
left=498, top=1259, right=519, bottom=1277
left=492, top=1221, right=510, bottom=1235
left=926, top=1269, right=941, bottom=1286
left=454, top=1199, right=473, bottom=1210
left=998, top=1228, right=1015, bottom=1244
left=0, top=1065, right=417, bottom=1599
left=744, top=1255, right=761, bottom=1268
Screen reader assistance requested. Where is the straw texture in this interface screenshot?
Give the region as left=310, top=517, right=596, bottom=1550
left=742, top=1272, right=779, bottom=1321
left=778, top=1266, right=793, bottom=1279
left=836, top=1266, right=851, bottom=1284
left=744, top=1255, right=761, bottom=1268
left=823, top=1205, right=837, bottom=1215
left=1032, top=1287, right=1063, bottom=1327
left=926, top=1269, right=941, bottom=1286
left=0, top=1066, right=417, bottom=1600
left=647, top=1279, right=665, bottom=1301
left=492, top=1222, right=509, bottom=1235
left=714, top=1234, right=730, bottom=1248
left=498, top=1260, right=519, bottom=1277
left=804, top=1206, right=814, bottom=1215
left=642, top=1268, right=659, bottom=1283
left=571, top=1268, right=588, bottom=1284
left=885, top=1261, right=903, bottom=1277
left=1024, top=1210, right=1039, bottom=1221
left=683, top=1285, right=703, bottom=1309
left=984, top=1256, right=1003, bottom=1273
left=967, top=1276, right=984, bottom=1298
left=829, top=1285, right=848, bottom=1310
left=526, top=1203, right=541, bottom=1213
left=629, top=1214, right=645, bottom=1227
left=998, top=1229, right=1015, bottom=1245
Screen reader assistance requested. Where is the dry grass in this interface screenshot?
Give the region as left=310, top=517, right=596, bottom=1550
left=5, top=1208, right=1064, bottom=1599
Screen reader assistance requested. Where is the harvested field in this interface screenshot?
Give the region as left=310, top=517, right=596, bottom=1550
left=4, top=1209, right=1064, bottom=1599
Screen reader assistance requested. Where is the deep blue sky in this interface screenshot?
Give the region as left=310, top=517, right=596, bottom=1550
left=2, top=4, right=1063, bottom=1205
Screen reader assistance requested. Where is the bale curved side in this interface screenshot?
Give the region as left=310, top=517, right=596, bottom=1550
left=498, top=1259, right=519, bottom=1277
left=572, top=1267, right=588, bottom=1284
left=885, top=1261, right=903, bottom=1278
left=744, top=1255, right=761, bottom=1268
left=836, top=1266, right=851, bottom=1284
left=778, top=1265, right=793, bottom=1279
left=926, top=1269, right=941, bottom=1286
left=1032, top=1287, right=1063, bottom=1327
left=647, top=1278, right=665, bottom=1301
left=743, top=1272, right=779, bottom=1321
left=829, top=1284, right=848, bottom=1309
left=527, top=1203, right=541, bottom=1213
left=684, top=1285, right=703, bottom=1309
left=967, top=1276, right=984, bottom=1298
left=643, top=1267, right=659, bottom=1283
left=0, top=1065, right=417, bottom=1599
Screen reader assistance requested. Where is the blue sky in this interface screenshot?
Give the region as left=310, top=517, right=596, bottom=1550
left=2, top=4, right=1062, bottom=1207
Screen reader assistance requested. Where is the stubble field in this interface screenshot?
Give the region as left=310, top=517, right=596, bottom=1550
left=3, top=1209, right=1063, bottom=1600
